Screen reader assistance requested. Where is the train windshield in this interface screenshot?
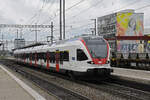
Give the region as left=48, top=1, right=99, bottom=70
left=83, top=37, right=108, bottom=59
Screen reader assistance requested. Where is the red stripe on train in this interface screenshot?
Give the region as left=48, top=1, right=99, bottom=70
left=46, top=52, right=50, bottom=69
left=55, top=52, right=59, bottom=72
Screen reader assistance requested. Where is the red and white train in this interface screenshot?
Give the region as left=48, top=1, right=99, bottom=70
left=14, top=35, right=113, bottom=77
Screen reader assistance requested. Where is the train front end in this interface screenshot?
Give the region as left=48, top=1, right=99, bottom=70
left=80, top=36, right=113, bottom=76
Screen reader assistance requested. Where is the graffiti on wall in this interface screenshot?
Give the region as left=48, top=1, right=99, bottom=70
left=146, top=35, right=150, bottom=53
left=147, top=44, right=150, bottom=53
left=116, top=12, right=144, bottom=53
left=146, top=40, right=150, bottom=53
left=120, top=44, right=138, bottom=52
left=116, top=12, right=144, bottom=36
left=117, top=40, right=144, bottom=53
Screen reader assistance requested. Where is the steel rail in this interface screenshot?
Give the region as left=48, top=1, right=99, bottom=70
left=0, top=60, right=90, bottom=100
left=1, top=59, right=150, bottom=100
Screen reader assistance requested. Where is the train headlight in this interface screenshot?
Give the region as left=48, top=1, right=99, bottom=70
left=87, top=61, right=94, bottom=64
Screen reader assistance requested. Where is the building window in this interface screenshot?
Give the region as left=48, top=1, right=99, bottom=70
left=77, top=49, right=88, bottom=61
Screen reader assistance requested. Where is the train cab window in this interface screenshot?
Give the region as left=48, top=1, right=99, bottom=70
left=77, top=49, right=88, bottom=61
left=63, top=51, right=69, bottom=61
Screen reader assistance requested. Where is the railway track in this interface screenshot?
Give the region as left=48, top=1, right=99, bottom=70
left=1, top=59, right=150, bottom=100
left=0, top=59, right=90, bottom=100
left=109, top=75, right=150, bottom=92
left=81, top=81, right=150, bottom=100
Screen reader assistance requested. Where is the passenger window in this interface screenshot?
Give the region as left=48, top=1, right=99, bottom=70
left=27, top=54, right=29, bottom=59
left=30, top=54, right=31, bottom=60
left=50, top=52, right=55, bottom=63
left=43, top=53, right=46, bottom=62
left=39, top=53, right=42, bottom=59
left=77, top=49, right=88, bottom=61
left=49, top=52, right=52, bottom=63
left=32, top=53, right=34, bottom=61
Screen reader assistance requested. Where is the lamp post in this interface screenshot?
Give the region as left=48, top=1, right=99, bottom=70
left=91, top=19, right=96, bottom=35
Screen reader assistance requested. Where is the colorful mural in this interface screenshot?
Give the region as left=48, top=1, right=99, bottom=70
left=97, top=11, right=144, bottom=37
left=146, top=35, right=150, bottom=53
left=116, top=12, right=144, bottom=53
left=116, top=12, right=144, bottom=36
left=97, top=10, right=144, bottom=53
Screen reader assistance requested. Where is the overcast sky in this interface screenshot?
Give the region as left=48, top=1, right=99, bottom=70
left=0, top=0, right=150, bottom=49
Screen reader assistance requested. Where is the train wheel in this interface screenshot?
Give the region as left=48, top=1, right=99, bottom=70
left=68, top=71, right=76, bottom=80
left=104, top=73, right=110, bottom=78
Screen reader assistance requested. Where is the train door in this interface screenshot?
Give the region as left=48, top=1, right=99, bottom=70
left=76, top=49, right=88, bottom=67
left=69, top=47, right=85, bottom=69
left=55, top=50, right=60, bottom=72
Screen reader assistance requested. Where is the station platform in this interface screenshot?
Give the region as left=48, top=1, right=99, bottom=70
left=112, top=67, right=150, bottom=85
left=0, top=64, right=46, bottom=100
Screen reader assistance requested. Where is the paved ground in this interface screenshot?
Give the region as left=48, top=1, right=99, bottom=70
left=0, top=62, right=59, bottom=100
left=112, top=67, right=150, bottom=84
left=0, top=65, right=35, bottom=100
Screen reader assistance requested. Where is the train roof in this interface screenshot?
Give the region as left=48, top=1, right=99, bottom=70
left=54, top=35, right=103, bottom=45
left=13, top=43, right=46, bottom=51
left=14, top=35, right=103, bottom=54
